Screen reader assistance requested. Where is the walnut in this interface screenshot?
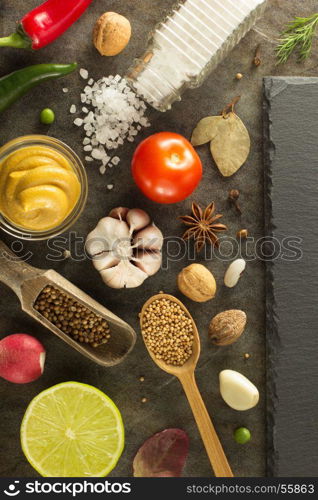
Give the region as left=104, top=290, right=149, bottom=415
left=209, top=310, right=247, bottom=346
left=177, top=264, right=216, bottom=302
left=93, top=12, right=131, bottom=57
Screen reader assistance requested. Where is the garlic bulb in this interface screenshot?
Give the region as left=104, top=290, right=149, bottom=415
left=86, top=207, right=163, bottom=288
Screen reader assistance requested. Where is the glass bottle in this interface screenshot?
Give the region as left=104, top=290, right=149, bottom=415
left=126, top=0, right=267, bottom=111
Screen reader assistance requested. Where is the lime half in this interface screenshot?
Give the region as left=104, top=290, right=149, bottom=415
left=21, top=382, right=124, bottom=477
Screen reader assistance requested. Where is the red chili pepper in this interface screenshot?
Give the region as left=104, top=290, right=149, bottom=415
left=0, top=0, right=95, bottom=50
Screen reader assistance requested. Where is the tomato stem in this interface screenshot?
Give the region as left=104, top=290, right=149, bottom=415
left=171, top=153, right=180, bottom=163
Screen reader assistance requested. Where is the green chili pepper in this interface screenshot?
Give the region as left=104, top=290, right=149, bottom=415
left=0, top=62, right=77, bottom=114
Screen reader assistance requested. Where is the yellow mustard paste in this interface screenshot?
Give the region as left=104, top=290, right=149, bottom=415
left=0, top=146, right=81, bottom=231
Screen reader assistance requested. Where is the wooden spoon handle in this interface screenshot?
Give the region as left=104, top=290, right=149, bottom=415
left=179, top=371, right=233, bottom=477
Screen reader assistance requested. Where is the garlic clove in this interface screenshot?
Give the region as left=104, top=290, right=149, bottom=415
left=86, top=217, right=130, bottom=256
left=92, top=252, right=120, bottom=272
left=109, top=206, right=130, bottom=221
left=134, top=250, right=162, bottom=276
left=133, top=224, right=164, bottom=251
left=224, top=259, right=246, bottom=288
left=100, top=260, right=148, bottom=288
left=126, top=208, right=151, bottom=233
left=219, top=369, right=259, bottom=411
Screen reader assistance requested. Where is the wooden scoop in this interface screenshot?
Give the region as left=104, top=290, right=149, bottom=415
left=0, top=240, right=136, bottom=367
left=140, top=293, right=233, bottom=477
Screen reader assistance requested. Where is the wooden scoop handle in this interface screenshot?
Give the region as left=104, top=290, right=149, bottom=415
left=0, top=240, right=40, bottom=299
left=179, top=371, right=233, bottom=477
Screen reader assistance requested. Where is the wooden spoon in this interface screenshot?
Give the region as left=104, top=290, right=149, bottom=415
left=140, top=293, right=233, bottom=477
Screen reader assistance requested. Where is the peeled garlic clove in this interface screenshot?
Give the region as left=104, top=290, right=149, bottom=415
left=224, top=259, right=246, bottom=288
left=134, top=250, right=162, bottom=276
left=109, top=207, right=129, bottom=221
left=126, top=208, right=151, bottom=233
left=86, top=217, right=130, bottom=256
left=133, top=224, right=163, bottom=250
left=92, top=252, right=120, bottom=272
left=100, top=260, right=148, bottom=288
left=219, top=370, right=259, bottom=411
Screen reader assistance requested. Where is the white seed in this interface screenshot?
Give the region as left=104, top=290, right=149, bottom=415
left=107, top=184, right=114, bottom=190
left=62, top=88, right=69, bottom=93
left=224, top=259, right=246, bottom=288
left=70, top=104, right=77, bottom=114
left=219, top=370, right=259, bottom=411
left=80, top=68, right=89, bottom=80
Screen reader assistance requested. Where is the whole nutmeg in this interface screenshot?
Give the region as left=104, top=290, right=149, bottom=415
left=93, top=12, right=131, bottom=56
left=177, top=264, right=216, bottom=303
left=209, top=309, right=246, bottom=346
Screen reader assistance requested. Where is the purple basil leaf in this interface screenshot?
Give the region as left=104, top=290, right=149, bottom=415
left=133, top=428, right=189, bottom=477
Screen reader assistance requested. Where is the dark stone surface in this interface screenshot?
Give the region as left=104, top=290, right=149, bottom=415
left=264, top=77, right=318, bottom=477
left=0, top=0, right=317, bottom=478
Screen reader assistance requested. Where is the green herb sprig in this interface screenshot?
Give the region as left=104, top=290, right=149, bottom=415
left=276, top=13, right=318, bottom=64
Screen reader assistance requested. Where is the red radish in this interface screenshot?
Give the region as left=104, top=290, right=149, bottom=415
left=0, top=334, right=45, bottom=384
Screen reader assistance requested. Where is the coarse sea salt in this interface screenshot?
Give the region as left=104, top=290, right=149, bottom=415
left=75, top=73, right=150, bottom=174
left=74, top=118, right=83, bottom=127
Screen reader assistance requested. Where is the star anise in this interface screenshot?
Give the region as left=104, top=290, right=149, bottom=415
left=179, top=202, right=227, bottom=253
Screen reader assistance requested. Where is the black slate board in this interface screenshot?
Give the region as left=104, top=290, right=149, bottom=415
left=264, top=77, right=318, bottom=477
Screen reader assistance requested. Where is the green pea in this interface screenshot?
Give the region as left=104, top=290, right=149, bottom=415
left=234, top=427, right=251, bottom=444
left=40, top=108, right=55, bottom=125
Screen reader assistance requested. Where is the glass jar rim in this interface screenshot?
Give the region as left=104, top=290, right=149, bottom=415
left=0, top=135, right=88, bottom=241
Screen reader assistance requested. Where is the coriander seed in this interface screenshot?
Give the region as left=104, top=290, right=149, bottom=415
left=237, top=229, right=248, bottom=239
left=34, top=286, right=111, bottom=348
left=141, top=297, right=194, bottom=367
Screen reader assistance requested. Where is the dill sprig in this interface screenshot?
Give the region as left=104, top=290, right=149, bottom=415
left=276, top=13, right=318, bottom=64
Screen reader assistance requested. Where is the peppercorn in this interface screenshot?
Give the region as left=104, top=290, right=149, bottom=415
left=141, top=298, right=194, bottom=367
left=34, top=286, right=111, bottom=348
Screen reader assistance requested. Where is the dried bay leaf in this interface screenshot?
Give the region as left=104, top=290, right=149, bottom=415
left=210, top=112, right=250, bottom=177
left=191, top=116, right=223, bottom=146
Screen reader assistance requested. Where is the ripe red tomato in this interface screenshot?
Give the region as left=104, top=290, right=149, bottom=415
left=131, top=132, right=202, bottom=204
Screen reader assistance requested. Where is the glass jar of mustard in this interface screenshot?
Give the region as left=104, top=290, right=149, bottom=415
left=0, top=135, right=87, bottom=240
